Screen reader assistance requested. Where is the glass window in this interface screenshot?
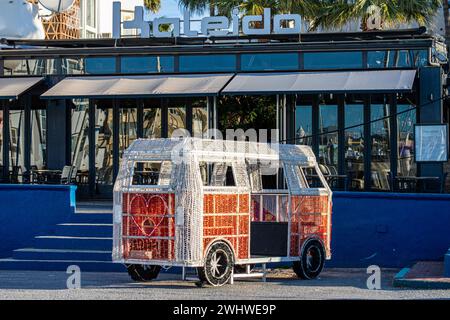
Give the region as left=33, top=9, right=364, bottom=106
left=71, top=99, right=90, bottom=181
left=9, top=110, right=25, bottom=182
left=121, top=56, right=174, bottom=73
left=304, top=52, right=363, bottom=70
left=63, top=58, right=85, bottom=75
left=95, top=104, right=114, bottom=185
left=85, top=57, right=116, bottom=74
left=319, top=100, right=338, bottom=170
left=295, top=105, right=313, bottom=146
left=132, top=161, right=172, bottom=186
left=86, top=0, right=96, bottom=28
left=241, top=53, right=299, bottom=71
left=119, top=102, right=137, bottom=161
left=168, top=107, right=186, bottom=138
left=397, top=100, right=417, bottom=177
left=192, top=99, right=208, bottom=138
left=345, top=99, right=365, bottom=190
left=30, top=110, right=47, bottom=170
left=199, top=162, right=236, bottom=187
left=4, top=59, right=59, bottom=76
left=143, top=103, right=162, bottom=139
left=371, top=97, right=391, bottom=191
left=179, top=55, right=236, bottom=72
left=367, top=50, right=429, bottom=69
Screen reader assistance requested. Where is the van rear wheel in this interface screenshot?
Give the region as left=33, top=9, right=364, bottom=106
left=198, top=241, right=234, bottom=287
left=293, top=240, right=325, bottom=280
left=126, top=264, right=161, bottom=282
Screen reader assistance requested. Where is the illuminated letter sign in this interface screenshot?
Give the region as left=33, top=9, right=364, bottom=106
left=112, top=1, right=302, bottom=39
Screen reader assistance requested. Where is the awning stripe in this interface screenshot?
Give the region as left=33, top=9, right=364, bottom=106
left=221, top=70, right=417, bottom=95
left=0, top=77, right=44, bottom=100
left=41, top=74, right=235, bottom=99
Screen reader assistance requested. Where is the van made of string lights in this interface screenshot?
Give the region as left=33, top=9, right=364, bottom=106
left=113, top=138, right=332, bottom=287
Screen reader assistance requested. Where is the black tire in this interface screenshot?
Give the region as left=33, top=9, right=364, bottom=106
left=126, top=264, right=161, bottom=282
left=293, top=240, right=325, bottom=280
left=197, top=241, right=234, bottom=287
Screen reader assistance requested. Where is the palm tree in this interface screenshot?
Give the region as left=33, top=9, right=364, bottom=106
left=309, top=0, right=442, bottom=31
left=178, top=0, right=321, bottom=18
left=143, top=0, right=161, bottom=13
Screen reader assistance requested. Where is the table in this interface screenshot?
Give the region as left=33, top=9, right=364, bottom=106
left=394, top=176, right=442, bottom=193
left=31, top=169, right=63, bottom=184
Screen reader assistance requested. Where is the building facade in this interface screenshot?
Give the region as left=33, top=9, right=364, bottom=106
left=0, top=28, right=448, bottom=198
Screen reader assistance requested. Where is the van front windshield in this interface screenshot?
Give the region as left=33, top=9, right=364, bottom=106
left=131, top=161, right=172, bottom=187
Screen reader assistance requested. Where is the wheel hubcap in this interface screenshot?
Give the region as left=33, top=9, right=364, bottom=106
left=210, top=249, right=228, bottom=279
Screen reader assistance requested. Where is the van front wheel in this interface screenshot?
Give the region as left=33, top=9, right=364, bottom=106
left=126, top=264, right=161, bottom=282
left=293, top=240, right=325, bottom=280
left=198, top=241, right=234, bottom=287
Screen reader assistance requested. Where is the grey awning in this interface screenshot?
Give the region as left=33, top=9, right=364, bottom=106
left=221, top=70, right=417, bottom=95
left=41, top=74, right=234, bottom=99
left=0, top=77, right=44, bottom=100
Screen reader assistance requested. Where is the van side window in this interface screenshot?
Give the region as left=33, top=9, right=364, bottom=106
left=303, top=167, right=326, bottom=189
left=248, top=161, right=287, bottom=191
left=132, top=161, right=172, bottom=186
left=199, top=162, right=236, bottom=187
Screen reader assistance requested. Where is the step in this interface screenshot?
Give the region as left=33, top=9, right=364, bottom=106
left=0, top=258, right=126, bottom=273
left=52, top=223, right=113, bottom=238
left=34, top=236, right=113, bottom=251
left=13, top=248, right=112, bottom=262
left=69, top=213, right=113, bottom=224
left=445, top=249, right=450, bottom=277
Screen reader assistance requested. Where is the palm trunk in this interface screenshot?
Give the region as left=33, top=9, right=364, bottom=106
left=443, top=0, right=450, bottom=45
left=210, top=1, right=215, bottom=16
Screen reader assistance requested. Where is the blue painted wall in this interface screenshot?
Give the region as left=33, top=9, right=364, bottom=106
left=0, top=185, right=76, bottom=258
left=329, top=192, right=450, bottom=268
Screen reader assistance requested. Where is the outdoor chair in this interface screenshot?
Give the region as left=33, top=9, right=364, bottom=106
left=60, top=166, right=72, bottom=185
left=9, top=166, right=22, bottom=184
left=70, top=166, right=78, bottom=184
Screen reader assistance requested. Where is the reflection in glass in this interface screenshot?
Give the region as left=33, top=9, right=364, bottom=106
left=121, top=56, right=174, bottom=73
left=63, top=58, right=84, bottom=74
left=143, top=107, right=162, bottom=139
left=304, top=52, right=362, bottom=70
left=179, top=55, right=236, bottom=72
left=30, top=110, right=47, bottom=170
left=295, top=105, right=312, bottom=146
left=168, top=107, right=186, bottom=138
left=345, top=103, right=364, bottom=190
left=119, top=105, right=137, bottom=161
left=5, top=59, right=59, bottom=76
left=319, top=103, right=338, bottom=170
left=9, top=110, right=25, bottom=182
left=367, top=50, right=428, bottom=68
left=193, top=99, right=208, bottom=138
left=397, top=103, right=416, bottom=177
left=241, top=53, right=299, bottom=71
left=85, top=57, right=116, bottom=74
left=71, top=99, right=90, bottom=181
left=95, top=106, right=114, bottom=185
left=371, top=102, right=391, bottom=190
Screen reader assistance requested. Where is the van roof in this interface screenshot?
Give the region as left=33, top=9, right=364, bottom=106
left=123, top=138, right=316, bottom=166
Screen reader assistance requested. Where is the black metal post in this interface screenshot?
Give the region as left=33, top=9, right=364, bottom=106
left=88, top=100, right=96, bottom=197
left=24, top=96, right=31, bottom=183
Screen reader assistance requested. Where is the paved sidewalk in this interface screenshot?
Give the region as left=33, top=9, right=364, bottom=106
left=394, top=261, right=450, bottom=289
left=0, top=268, right=449, bottom=300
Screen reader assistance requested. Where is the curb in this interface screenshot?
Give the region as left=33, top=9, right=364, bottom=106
left=393, top=267, right=450, bottom=290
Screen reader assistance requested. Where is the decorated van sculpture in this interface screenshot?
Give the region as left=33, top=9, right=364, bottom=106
left=113, top=138, right=332, bottom=287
